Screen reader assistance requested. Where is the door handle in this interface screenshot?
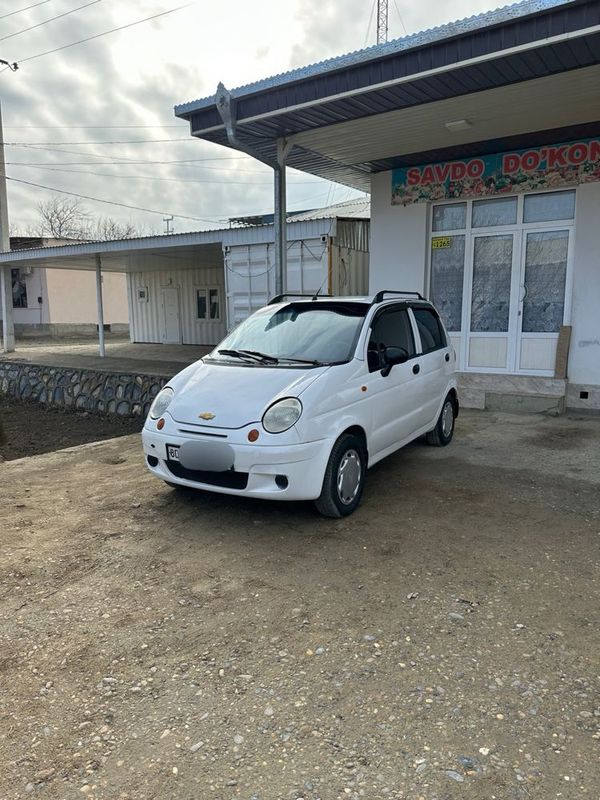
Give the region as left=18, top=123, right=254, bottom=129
left=412, top=364, right=420, bottom=375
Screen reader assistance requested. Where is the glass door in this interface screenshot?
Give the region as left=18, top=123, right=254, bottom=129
left=467, top=233, right=517, bottom=370
left=516, top=229, right=570, bottom=372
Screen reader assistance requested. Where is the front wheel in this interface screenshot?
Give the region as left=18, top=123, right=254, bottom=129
left=314, top=433, right=367, bottom=518
left=426, top=394, right=455, bottom=447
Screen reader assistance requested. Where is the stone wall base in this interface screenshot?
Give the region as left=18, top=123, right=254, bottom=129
left=15, top=323, right=129, bottom=339
left=0, top=360, right=166, bottom=417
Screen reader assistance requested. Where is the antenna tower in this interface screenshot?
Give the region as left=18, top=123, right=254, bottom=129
left=376, top=0, right=388, bottom=44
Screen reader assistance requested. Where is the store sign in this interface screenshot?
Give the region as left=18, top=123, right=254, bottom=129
left=392, top=138, right=600, bottom=205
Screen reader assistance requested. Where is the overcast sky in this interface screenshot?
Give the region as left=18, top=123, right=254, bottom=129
left=1, top=0, right=500, bottom=236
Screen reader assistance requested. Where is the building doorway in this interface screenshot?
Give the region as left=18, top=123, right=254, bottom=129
left=429, top=189, right=574, bottom=375
left=160, top=287, right=181, bottom=344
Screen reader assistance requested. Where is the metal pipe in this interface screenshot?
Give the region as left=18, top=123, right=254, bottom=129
left=215, top=83, right=292, bottom=298
left=95, top=254, right=105, bottom=357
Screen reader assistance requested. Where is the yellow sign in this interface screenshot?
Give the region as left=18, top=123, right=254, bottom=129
left=432, top=236, right=452, bottom=249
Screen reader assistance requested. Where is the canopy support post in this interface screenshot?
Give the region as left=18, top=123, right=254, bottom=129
left=95, top=254, right=105, bottom=358
left=215, top=82, right=293, bottom=299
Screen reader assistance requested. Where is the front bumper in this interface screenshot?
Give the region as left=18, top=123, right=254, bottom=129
left=142, top=426, right=333, bottom=501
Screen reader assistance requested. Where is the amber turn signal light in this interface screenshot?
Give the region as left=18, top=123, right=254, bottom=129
left=247, top=429, right=259, bottom=442
left=156, top=418, right=165, bottom=430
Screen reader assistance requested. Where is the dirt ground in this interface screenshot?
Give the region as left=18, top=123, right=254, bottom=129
left=0, top=399, right=142, bottom=461
left=0, top=410, right=598, bottom=800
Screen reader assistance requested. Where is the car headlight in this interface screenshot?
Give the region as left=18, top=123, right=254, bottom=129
left=262, top=397, right=302, bottom=433
left=149, top=387, right=174, bottom=419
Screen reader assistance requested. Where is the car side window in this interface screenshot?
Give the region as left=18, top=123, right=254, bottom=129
left=367, top=308, right=415, bottom=372
left=412, top=307, right=447, bottom=354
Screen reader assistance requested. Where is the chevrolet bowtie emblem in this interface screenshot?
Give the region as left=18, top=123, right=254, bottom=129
left=198, top=412, right=216, bottom=420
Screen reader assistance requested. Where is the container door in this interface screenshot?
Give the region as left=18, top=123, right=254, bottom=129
left=160, top=287, right=181, bottom=344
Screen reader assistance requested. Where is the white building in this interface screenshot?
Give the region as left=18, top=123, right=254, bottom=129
left=2, top=237, right=128, bottom=337
left=175, top=0, right=600, bottom=413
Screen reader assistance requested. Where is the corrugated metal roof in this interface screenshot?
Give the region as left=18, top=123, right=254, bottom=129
left=175, top=0, right=573, bottom=115
left=175, top=0, right=598, bottom=190
left=290, top=198, right=370, bottom=222
left=0, top=208, right=371, bottom=270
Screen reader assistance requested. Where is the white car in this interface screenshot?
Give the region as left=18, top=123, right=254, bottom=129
left=142, top=291, right=458, bottom=517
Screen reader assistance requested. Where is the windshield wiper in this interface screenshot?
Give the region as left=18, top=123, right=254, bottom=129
left=276, top=356, right=326, bottom=366
left=238, top=349, right=279, bottom=363
left=217, top=348, right=278, bottom=364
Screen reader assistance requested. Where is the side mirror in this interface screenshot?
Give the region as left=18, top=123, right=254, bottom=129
left=381, top=346, right=409, bottom=377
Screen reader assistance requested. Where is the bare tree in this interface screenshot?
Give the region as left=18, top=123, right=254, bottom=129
left=35, top=197, right=91, bottom=240
left=88, top=217, right=138, bottom=241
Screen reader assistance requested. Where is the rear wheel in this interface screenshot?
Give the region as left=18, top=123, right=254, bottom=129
left=314, top=433, right=367, bottom=518
left=426, top=394, right=455, bottom=447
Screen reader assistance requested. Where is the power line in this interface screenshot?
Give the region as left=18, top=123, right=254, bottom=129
left=6, top=159, right=273, bottom=172
left=3, top=124, right=186, bottom=129
left=9, top=162, right=318, bottom=185
left=0, top=0, right=51, bottom=21
left=5, top=174, right=344, bottom=226
left=391, top=0, right=408, bottom=35
left=5, top=138, right=195, bottom=145
left=15, top=1, right=195, bottom=65
left=0, top=0, right=103, bottom=43
left=5, top=144, right=250, bottom=163
left=5, top=174, right=221, bottom=224
left=364, top=0, right=377, bottom=47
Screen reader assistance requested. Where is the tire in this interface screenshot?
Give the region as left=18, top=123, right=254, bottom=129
left=314, top=433, right=367, bottom=518
left=426, top=394, right=455, bottom=447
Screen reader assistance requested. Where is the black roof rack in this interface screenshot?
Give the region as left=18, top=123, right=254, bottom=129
left=371, top=290, right=425, bottom=304
left=268, top=292, right=333, bottom=305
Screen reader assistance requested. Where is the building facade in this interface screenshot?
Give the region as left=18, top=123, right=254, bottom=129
left=176, top=0, right=600, bottom=412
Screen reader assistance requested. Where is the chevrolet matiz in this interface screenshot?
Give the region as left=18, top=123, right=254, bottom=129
left=142, top=290, right=458, bottom=517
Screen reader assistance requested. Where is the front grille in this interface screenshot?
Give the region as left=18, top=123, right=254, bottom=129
left=166, top=460, right=248, bottom=490
left=177, top=429, right=228, bottom=438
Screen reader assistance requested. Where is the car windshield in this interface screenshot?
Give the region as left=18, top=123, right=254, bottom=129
left=208, top=302, right=368, bottom=365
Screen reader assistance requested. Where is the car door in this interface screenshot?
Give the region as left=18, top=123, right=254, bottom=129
left=409, top=305, right=451, bottom=428
left=363, top=304, right=424, bottom=458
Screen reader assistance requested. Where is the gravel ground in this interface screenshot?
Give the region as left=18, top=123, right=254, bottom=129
left=0, top=410, right=598, bottom=800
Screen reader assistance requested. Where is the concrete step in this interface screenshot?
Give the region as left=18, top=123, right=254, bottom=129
left=457, top=373, right=566, bottom=413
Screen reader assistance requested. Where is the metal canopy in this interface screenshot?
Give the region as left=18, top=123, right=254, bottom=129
left=0, top=215, right=349, bottom=273
left=175, top=0, right=600, bottom=190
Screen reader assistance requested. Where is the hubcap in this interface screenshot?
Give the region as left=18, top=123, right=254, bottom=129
left=337, top=448, right=362, bottom=505
left=442, top=400, right=454, bottom=437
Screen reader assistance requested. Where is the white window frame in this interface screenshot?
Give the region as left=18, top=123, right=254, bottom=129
left=196, top=286, right=222, bottom=322
left=427, top=187, right=576, bottom=375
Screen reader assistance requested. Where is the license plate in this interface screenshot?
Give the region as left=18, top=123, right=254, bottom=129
left=166, top=445, right=180, bottom=461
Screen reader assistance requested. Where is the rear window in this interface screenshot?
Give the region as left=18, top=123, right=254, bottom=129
left=413, top=307, right=446, bottom=353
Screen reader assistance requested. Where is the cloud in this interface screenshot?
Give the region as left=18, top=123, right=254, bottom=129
left=1, top=0, right=496, bottom=236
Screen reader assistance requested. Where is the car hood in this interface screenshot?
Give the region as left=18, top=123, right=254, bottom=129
left=166, top=359, right=329, bottom=428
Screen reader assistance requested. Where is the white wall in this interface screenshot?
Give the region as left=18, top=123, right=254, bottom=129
left=128, top=266, right=226, bottom=345
left=46, top=269, right=128, bottom=324
left=570, top=182, right=600, bottom=386
left=9, top=268, right=49, bottom=325
left=369, top=171, right=428, bottom=295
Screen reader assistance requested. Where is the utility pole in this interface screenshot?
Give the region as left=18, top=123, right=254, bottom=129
left=0, top=100, right=14, bottom=352
left=0, top=58, right=17, bottom=353
left=163, top=215, right=174, bottom=234
left=377, top=0, right=389, bottom=44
